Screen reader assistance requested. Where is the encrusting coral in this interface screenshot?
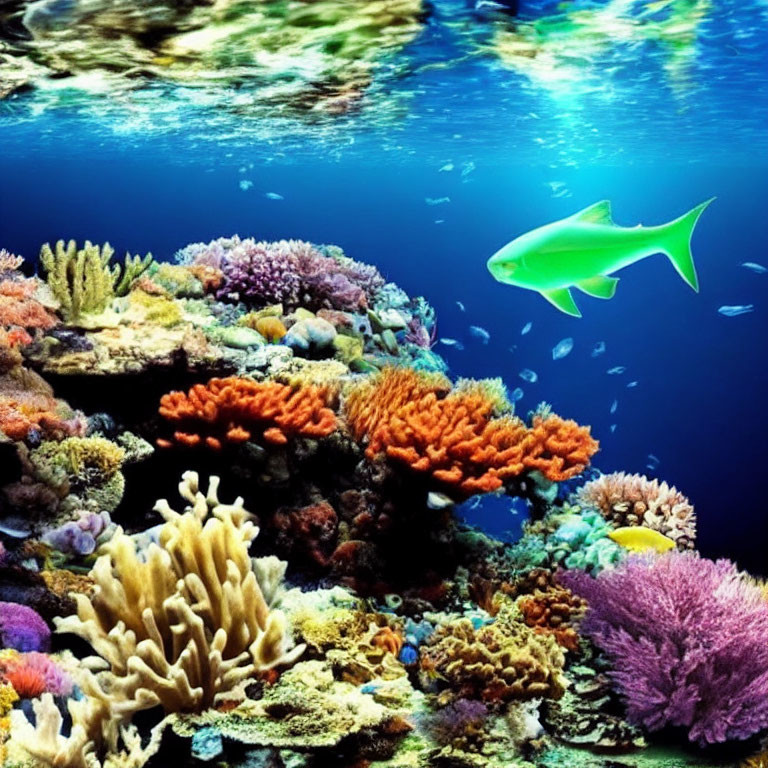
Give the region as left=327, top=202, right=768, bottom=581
left=345, top=367, right=598, bottom=498
left=158, top=376, right=338, bottom=449
left=577, top=471, right=696, bottom=549
left=420, top=603, right=567, bottom=704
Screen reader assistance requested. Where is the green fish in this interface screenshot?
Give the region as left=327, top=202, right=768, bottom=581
left=487, top=198, right=714, bottom=317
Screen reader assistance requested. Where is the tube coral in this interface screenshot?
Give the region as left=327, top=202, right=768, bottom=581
left=563, top=552, right=768, bottom=745
left=158, top=376, right=337, bottom=450
left=344, top=367, right=598, bottom=497
left=577, top=472, right=696, bottom=549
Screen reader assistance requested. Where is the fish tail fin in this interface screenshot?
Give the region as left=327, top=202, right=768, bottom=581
left=659, top=197, right=715, bottom=292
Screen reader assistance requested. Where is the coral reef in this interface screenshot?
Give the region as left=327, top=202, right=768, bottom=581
left=0, top=235, right=762, bottom=768
left=564, top=552, right=768, bottom=745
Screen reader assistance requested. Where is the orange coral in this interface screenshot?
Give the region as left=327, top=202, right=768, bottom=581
left=0, top=279, right=58, bottom=333
left=255, top=316, right=287, bottom=343
left=517, top=588, right=586, bottom=652
left=158, top=376, right=337, bottom=450
left=371, top=626, right=404, bottom=656
left=344, top=368, right=598, bottom=497
left=3, top=665, right=46, bottom=699
left=0, top=367, right=84, bottom=441
left=188, top=263, right=224, bottom=293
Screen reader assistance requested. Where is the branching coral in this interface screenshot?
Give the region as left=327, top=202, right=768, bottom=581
left=420, top=605, right=566, bottom=703
left=40, top=240, right=119, bottom=320
left=577, top=472, right=696, bottom=549
left=216, top=239, right=302, bottom=306
left=209, top=238, right=383, bottom=312
left=158, top=376, right=337, bottom=450
left=13, top=473, right=305, bottom=768
left=564, top=552, right=768, bottom=745
left=55, top=471, right=304, bottom=714
left=345, top=367, right=598, bottom=497
left=0, top=249, right=23, bottom=274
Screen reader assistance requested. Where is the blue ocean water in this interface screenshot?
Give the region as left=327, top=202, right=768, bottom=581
left=1, top=0, right=767, bottom=574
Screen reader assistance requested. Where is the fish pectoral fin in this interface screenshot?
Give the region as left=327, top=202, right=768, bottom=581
left=571, top=200, right=614, bottom=225
left=576, top=275, right=619, bottom=299
left=541, top=288, right=582, bottom=317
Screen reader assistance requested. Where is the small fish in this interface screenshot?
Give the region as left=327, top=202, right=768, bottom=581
left=238, top=179, right=253, bottom=191
left=427, top=492, right=455, bottom=510
left=648, top=453, right=660, bottom=464
left=456, top=301, right=466, bottom=312
left=627, top=380, right=638, bottom=388
left=469, top=325, right=490, bottom=344
left=610, top=424, right=617, bottom=433
left=521, top=321, right=533, bottom=335
left=487, top=199, right=714, bottom=317
left=591, top=341, right=606, bottom=357
left=607, top=366, right=626, bottom=375
left=610, top=399, right=618, bottom=414
left=439, top=338, right=464, bottom=350
left=510, top=387, right=524, bottom=402
left=519, top=368, right=538, bottom=383
left=425, top=196, right=450, bottom=206
left=461, top=161, right=476, bottom=178
left=741, top=262, right=767, bottom=274
left=434, top=219, right=445, bottom=225
left=439, top=163, right=454, bottom=172
left=552, top=337, right=574, bottom=360
left=718, top=304, right=754, bottom=317
left=608, top=526, right=675, bottom=554
left=265, top=191, right=284, bottom=200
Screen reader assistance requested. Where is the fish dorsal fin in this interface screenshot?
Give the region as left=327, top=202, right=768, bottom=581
left=576, top=275, right=619, bottom=299
left=541, top=288, right=581, bottom=317
left=571, top=200, right=614, bottom=225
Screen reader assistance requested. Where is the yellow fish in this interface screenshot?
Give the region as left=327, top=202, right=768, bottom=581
left=608, top=526, right=675, bottom=553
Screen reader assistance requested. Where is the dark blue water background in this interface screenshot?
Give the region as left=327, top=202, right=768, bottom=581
left=1, top=139, right=766, bottom=573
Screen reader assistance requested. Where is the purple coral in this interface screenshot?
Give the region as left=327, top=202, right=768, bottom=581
left=216, top=239, right=301, bottom=306
left=563, top=552, right=768, bottom=745
left=43, top=511, right=114, bottom=556
left=196, top=236, right=385, bottom=312
left=424, top=699, right=489, bottom=746
left=0, top=601, right=51, bottom=651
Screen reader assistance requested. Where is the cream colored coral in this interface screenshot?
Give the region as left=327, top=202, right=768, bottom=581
left=11, top=472, right=304, bottom=768
left=56, top=471, right=303, bottom=713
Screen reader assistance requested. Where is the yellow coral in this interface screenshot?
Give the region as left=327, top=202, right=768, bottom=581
left=421, top=604, right=566, bottom=703
left=127, top=289, right=183, bottom=326
left=40, top=240, right=119, bottom=320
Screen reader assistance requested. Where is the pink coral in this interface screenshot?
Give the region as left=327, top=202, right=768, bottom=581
left=0, top=652, right=73, bottom=697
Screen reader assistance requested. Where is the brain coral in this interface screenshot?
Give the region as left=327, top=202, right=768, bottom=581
left=420, top=606, right=566, bottom=703
left=577, top=472, right=696, bottom=550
